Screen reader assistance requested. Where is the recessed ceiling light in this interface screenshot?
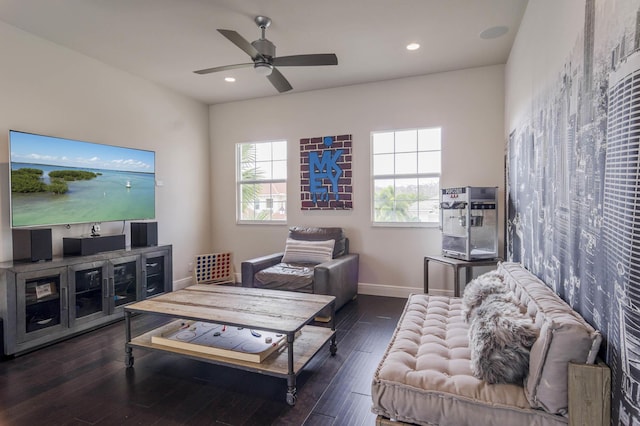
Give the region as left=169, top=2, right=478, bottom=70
left=224, top=77, right=236, bottom=82
left=480, top=26, right=509, bottom=40
left=406, top=43, right=420, bottom=51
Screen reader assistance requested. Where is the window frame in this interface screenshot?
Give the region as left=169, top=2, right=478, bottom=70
left=370, top=127, right=442, bottom=227
left=236, top=139, right=288, bottom=225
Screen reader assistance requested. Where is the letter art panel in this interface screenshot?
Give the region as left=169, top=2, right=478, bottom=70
left=300, top=135, right=352, bottom=210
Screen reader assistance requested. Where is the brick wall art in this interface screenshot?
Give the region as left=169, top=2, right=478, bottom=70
left=300, top=134, right=352, bottom=210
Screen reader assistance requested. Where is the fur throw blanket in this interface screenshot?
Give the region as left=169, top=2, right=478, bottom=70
left=462, top=271, right=539, bottom=384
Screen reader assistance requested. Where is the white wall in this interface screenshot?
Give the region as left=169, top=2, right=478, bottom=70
left=0, top=22, right=212, bottom=287
left=209, top=65, right=506, bottom=296
left=505, top=0, right=584, bottom=130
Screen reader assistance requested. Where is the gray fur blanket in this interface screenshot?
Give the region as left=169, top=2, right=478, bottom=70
left=462, top=271, right=539, bottom=384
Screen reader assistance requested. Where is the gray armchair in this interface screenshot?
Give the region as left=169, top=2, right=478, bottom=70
left=241, top=227, right=359, bottom=314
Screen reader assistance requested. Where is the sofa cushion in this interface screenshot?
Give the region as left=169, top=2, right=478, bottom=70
left=254, top=262, right=314, bottom=292
left=498, top=262, right=602, bottom=415
left=281, top=238, right=335, bottom=264
left=288, top=226, right=346, bottom=257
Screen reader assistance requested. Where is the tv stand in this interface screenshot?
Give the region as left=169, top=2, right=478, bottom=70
left=63, top=235, right=126, bottom=256
left=0, top=244, right=172, bottom=356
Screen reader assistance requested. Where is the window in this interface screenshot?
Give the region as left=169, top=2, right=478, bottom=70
left=371, top=128, right=441, bottom=225
left=237, top=140, right=287, bottom=223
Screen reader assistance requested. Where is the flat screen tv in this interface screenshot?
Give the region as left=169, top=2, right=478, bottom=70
left=9, top=130, right=155, bottom=228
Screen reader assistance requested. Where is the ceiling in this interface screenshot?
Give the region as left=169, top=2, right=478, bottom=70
left=0, top=0, right=528, bottom=105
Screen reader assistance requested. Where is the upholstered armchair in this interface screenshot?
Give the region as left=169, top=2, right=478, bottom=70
left=241, top=227, right=359, bottom=313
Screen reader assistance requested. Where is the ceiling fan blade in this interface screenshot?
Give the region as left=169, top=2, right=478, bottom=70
left=272, top=54, right=338, bottom=67
left=217, top=29, right=263, bottom=60
left=267, top=68, right=293, bottom=93
left=193, top=63, right=253, bottom=75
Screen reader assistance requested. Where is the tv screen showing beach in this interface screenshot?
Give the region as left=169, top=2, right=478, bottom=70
left=9, top=130, right=155, bottom=228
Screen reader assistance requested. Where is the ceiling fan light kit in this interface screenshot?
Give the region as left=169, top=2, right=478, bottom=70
left=254, top=63, right=273, bottom=76
left=193, top=15, right=338, bottom=93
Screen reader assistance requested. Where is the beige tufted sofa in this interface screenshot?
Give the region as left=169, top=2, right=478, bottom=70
left=371, top=262, right=610, bottom=426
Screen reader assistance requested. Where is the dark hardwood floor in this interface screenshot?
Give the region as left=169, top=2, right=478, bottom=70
left=0, top=294, right=407, bottom=426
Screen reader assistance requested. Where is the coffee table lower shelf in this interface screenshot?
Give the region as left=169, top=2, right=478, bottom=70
left=123, top=286, right=337, bottom=406
left=127, top=322, right=335, bottom=385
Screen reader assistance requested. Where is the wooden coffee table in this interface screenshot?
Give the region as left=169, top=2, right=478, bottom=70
left=123, top=284, right=336, bottom=405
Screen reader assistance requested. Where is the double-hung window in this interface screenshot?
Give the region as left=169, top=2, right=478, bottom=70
left=371, top=128, right=441, bottom=225
left=236, top=140, right=287, bottom=223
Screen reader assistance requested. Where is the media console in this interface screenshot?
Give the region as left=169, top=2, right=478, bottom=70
left=0, top=244, right=172, bottom=356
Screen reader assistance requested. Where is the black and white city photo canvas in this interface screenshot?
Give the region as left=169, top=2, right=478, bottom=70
left=507, top=0, right=640, bottom=423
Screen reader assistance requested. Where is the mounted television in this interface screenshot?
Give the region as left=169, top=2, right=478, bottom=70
left=9, top=130, right=155, bottom=228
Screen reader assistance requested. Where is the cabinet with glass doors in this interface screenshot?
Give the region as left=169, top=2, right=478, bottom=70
left=0, top=245, right=172, bottom=356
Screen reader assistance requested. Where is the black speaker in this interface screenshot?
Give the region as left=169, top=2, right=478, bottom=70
left=131, top=222, right=158, bottom=247
left=63, top=234, right=126, bottom=256
left=12, top=229, right=53, bottom=262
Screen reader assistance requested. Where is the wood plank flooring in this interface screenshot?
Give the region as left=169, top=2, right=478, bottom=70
left=0, top=294, right=407, bottom=426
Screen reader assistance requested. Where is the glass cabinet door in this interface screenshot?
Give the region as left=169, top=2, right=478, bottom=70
left=144, top=256, right=164, bottom=297
left=142, top=248, right=171, bottom=298
left=110, top=255, right=140, bottom=312
left=68, top=261, right=108, bottom=326
left=17, top=267, right=68, bottom=343
left=441, top=203, right=469, bottom=256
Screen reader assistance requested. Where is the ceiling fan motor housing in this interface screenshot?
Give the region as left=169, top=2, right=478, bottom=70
left=251, top=38, right=275, bottom=60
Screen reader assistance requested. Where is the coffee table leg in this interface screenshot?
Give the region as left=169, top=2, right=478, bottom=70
left=124, top=311, right=134, bottom=368
left=329, top=301, right=337, bottom=355
left=286, top=332, right=297, bottom=406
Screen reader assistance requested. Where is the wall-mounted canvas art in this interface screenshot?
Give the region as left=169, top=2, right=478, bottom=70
left=506, top=1, right=640, bottom=423
left=300, top=134, right=352, bottom=210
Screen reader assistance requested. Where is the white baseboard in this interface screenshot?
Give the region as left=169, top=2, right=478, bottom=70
left=357, top=282, right=455, bottom=298
left=357, top=282, right=421, bottom=298
left=180, top=275, right=454, bottom=299
left=173, top=276, right=193, bottom=291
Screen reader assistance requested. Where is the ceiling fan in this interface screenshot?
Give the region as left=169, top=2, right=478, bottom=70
left=193, top=16, right=338, bottom=93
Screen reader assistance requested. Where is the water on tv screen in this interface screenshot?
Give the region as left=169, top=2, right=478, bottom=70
left=9, top=130, right=156, bottom=228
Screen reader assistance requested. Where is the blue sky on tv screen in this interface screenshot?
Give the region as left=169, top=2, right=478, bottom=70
left=10, top=130, right=155, bottom=173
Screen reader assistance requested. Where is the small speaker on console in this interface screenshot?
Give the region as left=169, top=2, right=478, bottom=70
left=12, top=229, right=53, bottom=262
left=63, top=234, right=126, bottom=256
left=131, top=222, right=158, bottom=247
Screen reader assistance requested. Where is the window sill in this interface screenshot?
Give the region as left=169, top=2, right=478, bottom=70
left=371, top=221, right=440, bottom=228
left=236, top=220, right=288, bottom=226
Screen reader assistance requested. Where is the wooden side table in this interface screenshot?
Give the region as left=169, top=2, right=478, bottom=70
left=423, top=255, right=502, bottom=297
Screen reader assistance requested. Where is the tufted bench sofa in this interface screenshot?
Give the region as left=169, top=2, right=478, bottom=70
left=371, top=262, right=610, bottom=426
